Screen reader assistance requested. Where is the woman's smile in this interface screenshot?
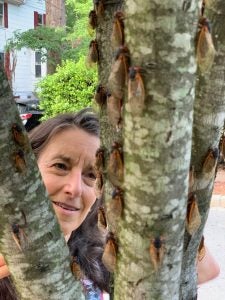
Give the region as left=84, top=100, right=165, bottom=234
left=52, top=201, right=79, bottom=211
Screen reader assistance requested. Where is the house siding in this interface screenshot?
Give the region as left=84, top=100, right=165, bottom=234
left=0, top=0, right=46, bottom=100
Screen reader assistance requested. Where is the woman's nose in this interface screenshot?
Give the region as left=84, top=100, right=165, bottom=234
left=64, top=171, right=82, bottom=198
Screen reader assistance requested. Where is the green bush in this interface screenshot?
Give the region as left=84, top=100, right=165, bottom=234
left=37, top=56, right=97, bottom=119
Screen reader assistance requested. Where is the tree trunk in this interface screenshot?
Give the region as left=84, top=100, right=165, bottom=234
left=0, top=68, right=84, bottom=299
left=112, top=1, right=198, bottom=299
left=45, top=0, right=66, bottom=74
left=180, top=1, right=225, bottom=299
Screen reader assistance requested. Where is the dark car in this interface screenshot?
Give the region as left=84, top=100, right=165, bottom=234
left=15, top=99, right=43, bottom=131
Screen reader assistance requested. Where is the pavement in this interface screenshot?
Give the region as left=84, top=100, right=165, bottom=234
left=198, top=169, right=225, bottom=300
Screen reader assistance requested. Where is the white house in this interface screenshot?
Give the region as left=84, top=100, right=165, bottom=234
left=0, top=0, right=46, bottom=101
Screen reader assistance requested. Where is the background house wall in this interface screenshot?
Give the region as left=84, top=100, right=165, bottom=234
left=0, top=0, right=46, bottom=101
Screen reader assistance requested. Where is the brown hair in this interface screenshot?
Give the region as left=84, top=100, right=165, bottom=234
left=29, top=107, right=100, bottom=158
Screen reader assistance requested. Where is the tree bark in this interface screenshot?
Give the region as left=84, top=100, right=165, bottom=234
left=180, top=1, right=225, bottom=299
left=0, top=68, right=84, bottom=299
left=112, top=1, right=198, bottom=299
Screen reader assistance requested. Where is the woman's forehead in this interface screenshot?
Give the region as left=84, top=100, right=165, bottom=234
left=40, top=128, right=100, bottom=161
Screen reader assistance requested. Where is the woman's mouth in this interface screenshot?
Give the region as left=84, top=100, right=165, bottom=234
left=52, top=201, right=79, bottom=211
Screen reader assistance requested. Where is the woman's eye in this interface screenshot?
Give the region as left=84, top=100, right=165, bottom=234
left=87, top=172, right=97, bottom=180
left=53, top=163, right=67, bottom=170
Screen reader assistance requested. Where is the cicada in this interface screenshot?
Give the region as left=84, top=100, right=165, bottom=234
left=186, top=194, right=201, bottom=235
left=188, top=165, right=195, bottom=193
left=107, top=188, right=123, bottom=233
left=94, top=0, right=104, bottom=18
left=198, top=235, right=205, bottom=261
left=102, top=234, right=117, bottom=273
left=149, top=236, right=165, bottom=271
left=71, top=256, right=83, bottom=280
left=87, top=40, right=99, bottom=66
left=14, top=150, right=26, bottom=173
left=12, top=123, right=29, bottom=150
left=108, top=47, right=129, bottom=99
left=197, top=17, right=216, bottom=74
left=107, top=93, right=122, bottom=130
left=94, top=84, right=107, bottom=107
left=220, top=135, right=225, bottom=160
left=97, top=206, right=108, bottom=234
left=11, top=211, right=28, bottom=251
left=107, top=142, right=123, bottom=187
left=94, top=171, right=104, bottom=198
left=202, top=147, right=219, bottom=178
left=111, top=11, right=124, bottom=49
left=88, top=10, right=97, bottom=30
left=95, top=148, right=105, bottom=173
left=128, top=67, right=145, bottom=116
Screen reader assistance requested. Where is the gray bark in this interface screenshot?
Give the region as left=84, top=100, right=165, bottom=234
left=0, top=69, right=84, bottom=299
left=180, top=1, right=225, bottom=299
left=113, top=1, right=198, bottom=299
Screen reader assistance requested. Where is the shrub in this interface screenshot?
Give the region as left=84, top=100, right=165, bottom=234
left=37, top=56, right=97, bottom=119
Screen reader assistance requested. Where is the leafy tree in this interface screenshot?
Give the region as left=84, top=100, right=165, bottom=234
left=64, top=0, right=94, bottom=59
left=37, top=57, right=97, bottom=119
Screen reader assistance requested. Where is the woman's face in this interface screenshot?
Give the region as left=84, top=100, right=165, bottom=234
left=37, top=128, right=100, bottom=238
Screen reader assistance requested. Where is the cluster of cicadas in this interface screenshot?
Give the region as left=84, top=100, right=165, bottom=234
left=94, top=144, right=123, bottom=273
left=86, top=1, right=166, bottom=274
left=196, top=0, right=216, bottom=74
left=188, top=146, right=219, bottom=260
left=88, top=7, right=145, bottom=130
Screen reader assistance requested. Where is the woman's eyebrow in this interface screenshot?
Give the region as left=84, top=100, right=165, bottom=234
left=52, top=154, right=72, bottom=163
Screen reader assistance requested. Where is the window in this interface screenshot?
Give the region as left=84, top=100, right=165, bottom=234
left=34, top=11, right=46, bottom=28
left=0, top=3, right=8, bottom=28
left=35, top=51, right=41, bottom=77
left=0, top=52, right=4, bottom=69
left=0, top=3, right=4, bottom=27
left=38, top=13, right=43, bottom=25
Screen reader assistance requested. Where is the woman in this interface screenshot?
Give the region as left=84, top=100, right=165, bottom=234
left=0, top=108, right=110, bottom=299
